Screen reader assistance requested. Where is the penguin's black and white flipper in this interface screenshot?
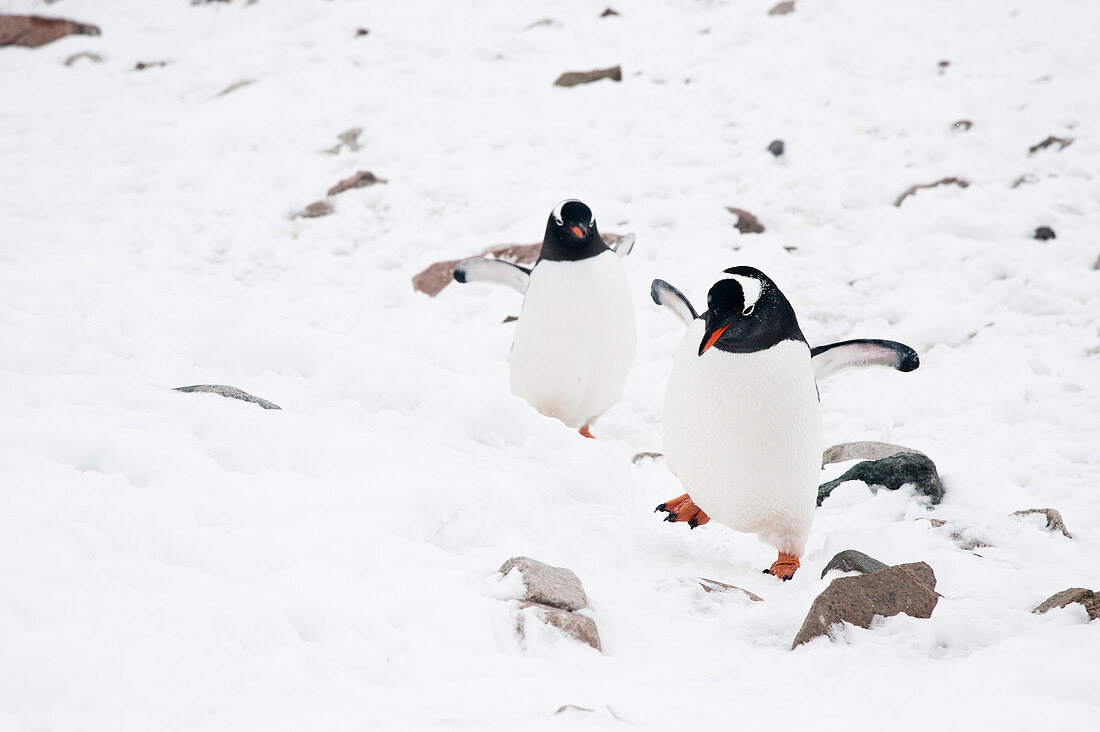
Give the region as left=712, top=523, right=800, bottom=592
left=650, top=279, right=699, bottom=326
left=610, top=233, right=635, bottom=257
left=453, top=258, right=531, bottom=295
left=810, top=339, right=920, bottom=380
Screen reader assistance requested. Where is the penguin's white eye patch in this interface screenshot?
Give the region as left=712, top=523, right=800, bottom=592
left=726, top=274, right=763, bottom=311
left=742, top=304, right=755, bottom=316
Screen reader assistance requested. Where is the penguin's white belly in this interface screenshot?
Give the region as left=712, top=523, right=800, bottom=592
left=663, top=324, right=822, bottom=555
left=510, top=251, right=636, bottom=428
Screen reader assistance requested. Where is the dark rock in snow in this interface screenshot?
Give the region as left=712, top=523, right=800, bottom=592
left=817, top=452, right=944, bottom=506
left=768, top=1, right=796, bottom=15
left=894, top=177, right=969, bottom=207
left=217, top=79, right=254, bottom=97
left=822, top=441, right=927, bottom=467
left=1011, top=508, right=1072, bottom=538
left=631, top=451, right=663, bottom=464
left=174, top=384, right=281, bottom=410
left=951, top=119, right=973, bottom=131
left=699, top=578, right=764, bottom=601
left=554, top=66, right=622, bottom=87
left=1033, top=588, right=1099, bottom=621
left=135, top=60, right=168, bottom=71
left=1028, top=136, right=1073, bottom=155
left=356, top=28, right=370, bottom=37
left=296, top=200, right=334, bottom=219
left=820, top=550, right=889, bottom=578
left=516, top=602, right=601, bottom=651
left=726, top=206, right=765, bottom=234
left=1033, top=226, right=1056, bottom=241
left=500, top=557, right=588, bottom=611
left=792, top=562, right=939, bottom=648
left=767, top=139, right=785, bottom=157
left=600, top=8, right=620, bottom=17
left=0, top=14, right=101, bottom=48
left=327, top=170, right=388, bottom=196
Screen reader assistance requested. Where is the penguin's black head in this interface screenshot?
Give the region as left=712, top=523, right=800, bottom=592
left=539, top=199, right=606, bottom=262
left=698, top=266, right=806, bottom=356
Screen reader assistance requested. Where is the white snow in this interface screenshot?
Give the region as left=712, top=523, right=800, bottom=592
left=1, top=0, right=1098, bottom=729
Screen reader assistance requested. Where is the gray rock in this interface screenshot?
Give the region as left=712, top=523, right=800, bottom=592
left=517, top=602, right=601, bottom=651
left=768, top=1, right=795, bottom=15
left=698, top=577, right=764, bottom=601
left=822, top=441, right=927, bottom=467
left=1033, top=226, right=1056, bottom=241
left=174, top=384, right=281, bottom=410
left=820, top=549, right=888, bottom=578
left=767, top=139, right=785, bottom=157
left=296, top=200, right=334, bottom=219
left=631, top=451, right=663, bottom=464
left=554, top=65, right=622, bottom=87
left=500, top=557, right=588, bottom=611
left=1033, top=588, right=1099, bottom=621
left=792, top=562, right=939, bottom=648
left=818, top=452, right=944, bottom=506
left=1012, top=508, right=1072, bottom=538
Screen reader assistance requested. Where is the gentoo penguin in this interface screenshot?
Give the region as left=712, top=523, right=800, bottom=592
left=651, top=268, right=919, bottom=580
left=453, top=200, right=636, bottom=437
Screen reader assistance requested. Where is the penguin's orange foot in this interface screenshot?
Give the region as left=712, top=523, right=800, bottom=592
left=763, top=553, right=800, bottom=581
left=579, top=425, right=595, bottom=439
left=655, top=493, right=711, bottom=529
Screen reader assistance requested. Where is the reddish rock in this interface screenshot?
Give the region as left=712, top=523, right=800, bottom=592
left=726, top=206, right=765, bottom=234
left=1033, top=588, right=1099, bottom=621
left=327, top=170, right=387, bottom=196
left=0, top=14, right=100, bottom=48
left=792, top=562, right=939, bottom=648
left=516, top=602, right=601, bottom=651
left=500, top=556, right=588, bottom=611
left=554, top=66, right=622, bottom=87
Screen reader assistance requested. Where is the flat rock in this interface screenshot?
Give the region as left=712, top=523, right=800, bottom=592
left=822, top=441, right=926, bottom=467
left=1033, top=588, right=1099, bottom=621
left=64, top=51, right=103, bottom=65
left=768, top=1, right=796, bottom=15
left=500, top=557, right=588, bottom=611
left=554, top=65, right=622, bottom=87
left=174, top=384, right=281, bottom=410
left=726, top=206, right=765, bottom=234
left=296, top=200, right=334, bottom=219
left=792, top=562, right=939, bottom=648
left=818, top=452, right=944, bottom=506
left=516, top=601, right=601, bottom=651
left=820, top=549, right=888, bottom=578
left=1011, top=508, right=1072, bottom=538
left=327, top=170, right=387, bottom=196
left=1, top=14, right=101, bottom=48
left=698, top=577, right=764, bottom=601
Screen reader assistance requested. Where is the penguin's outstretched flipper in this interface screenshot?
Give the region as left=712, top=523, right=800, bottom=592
left=610, top=233, right=635, bottom=257
left=810, top=339, right=920, bottom=380
left=654, top=493, right=711, bottom=529
left=453, top=258, right=531, bottom=295
left=650, top=279, right=699, bottom=326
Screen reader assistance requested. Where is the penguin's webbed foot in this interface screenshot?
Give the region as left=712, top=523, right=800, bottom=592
left=655, top=493, right=710, bottom=529
left=579, top=425, right=595, bottom=439
left=763, top=553, right=800, bottom=581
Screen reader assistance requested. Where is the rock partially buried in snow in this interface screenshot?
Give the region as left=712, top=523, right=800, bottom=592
left=917, top=518, right=990, bottom=551
left=767, top=139, right=785, bottom=157
left=500, top=557, right=588, bottom=611
left=726, top=206, right=765, bottom=234
left=817, top=452, right=944, bottom=506
left=327, top=170, right=387, bottom=196
left=1033, top=588, right=1099, bottom=621
left=821, top=441, right=927, bottom=467
left=1033, top=226, right=1056, bottom=241
left=768, top=1, right=796, bottom=15
left=553, top=66, right=622, bottom=87
left=698, top=578, right=764, bottom=601
left=0, top=14, right=101, bottom=48
left=792, top=562, right=939, bottom=648
left=820, top=550, right=888, bottom=578
left=296, top=200, right=334, bottom=219
left=174, top=385, right=281, bottom=410
left=1011, top=508, right=1072, bottom=538
left=894, top=176, right=969, bottom=207
left=1028, top=135, right=1073, bottom=155
left=516, top=602, right=601, bottom=651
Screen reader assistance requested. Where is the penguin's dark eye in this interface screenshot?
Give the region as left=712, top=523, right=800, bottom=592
left=742, top=304, right=755, bottom=316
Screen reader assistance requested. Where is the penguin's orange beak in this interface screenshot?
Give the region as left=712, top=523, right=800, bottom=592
left=698, top=323, right=730, bottom=356
left=569, top=224, right=587, bottom=239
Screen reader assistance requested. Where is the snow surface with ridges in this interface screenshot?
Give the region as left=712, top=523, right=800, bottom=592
left=2, top=0, right=1098, bottom=729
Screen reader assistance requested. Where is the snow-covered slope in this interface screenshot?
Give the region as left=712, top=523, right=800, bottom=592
left=2, top=0, right=1098, bottom=729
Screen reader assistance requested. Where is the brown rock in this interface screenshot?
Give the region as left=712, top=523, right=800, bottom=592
left=698, top=578, right=764, bottom=601
left=792, top=562, right=939, bottom=648
left=325, top=127, right=363, bottom=154
left=135, top=60, right=168, bottom=71
left=600, top=8, right=620, bottom=17
left=951, top=120, right=973, bottom=131
left=296, top=201, right=334, bottom=219
left=0, top=14, right=101, bottom=48
left=631, top=451, right=663, bottom=464
left=554, top=65, right=622, bottom=87
left=64, top=51, right=102, bottom=66
left=217, top=79, right=254, bottom=97
left=1028, top=136, right=1073, bottom=155
left=768, top=2, right=796, bottom=15
left=726, top=206, right=765, bottom=234
left=327, top=170, right=388, bottom=196
left=822, top=441, right=927, bottom=467
left=894, top=177, right=969, bottom=207
left=516, top=602, right=601, bottom=651
left=1033, top=588, right=1099, bottom=621
left=1012, top=508, right=1072, bottom=538
left=500, top=556, right=588, bottom=611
